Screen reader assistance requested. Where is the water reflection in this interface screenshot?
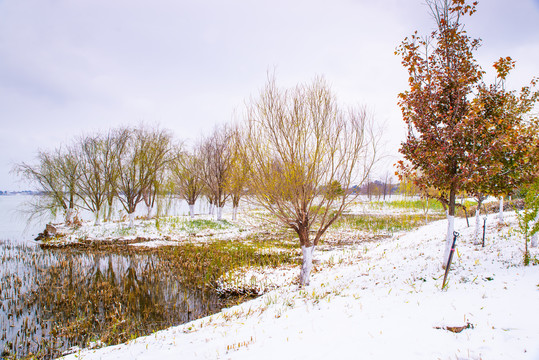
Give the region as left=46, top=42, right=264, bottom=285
left=0, top=244, right=222, bottom=359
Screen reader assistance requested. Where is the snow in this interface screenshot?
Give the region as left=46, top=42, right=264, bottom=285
left=60, top=211, right=539, bottom=360
left=40, top=214, right=255, bottom=246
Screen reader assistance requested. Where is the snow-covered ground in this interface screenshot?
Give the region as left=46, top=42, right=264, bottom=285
left=40, top=214, right=259, bottom=246
left=60, top=212, right=539, bottom=360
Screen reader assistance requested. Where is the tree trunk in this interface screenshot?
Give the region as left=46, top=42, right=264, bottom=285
left=65, top=208, right=74, bottom=224
left=128, top=212, right=135, bottom=228
left=106, top=202, right=113, bottom=222
left=232, top=206, right=238, bottom=221
left=146, top=205, right=153, bottom=219
left=443, top=188, right=456, bottom=267
left=443, top=214, right=455, bottom=267
left=94, top=211, right=101, bottom=226
left=499, top=196, right=504, bottom=223
left=216, top=206, right=223, bottom=221
left=189, top=204, right=195, bottom=218
left=424, top=198, right=429, bottom=224
left=473, top=208, right=481, bottom=245
left=531, top=213, right=539, bottom=248
left=300, top=245, right=315, bottom=286
left=531, top=233, right=538, bottom=248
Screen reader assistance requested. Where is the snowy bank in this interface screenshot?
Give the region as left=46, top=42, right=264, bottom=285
left=60, top=212, right=539, bottom=360
left=37, top=215, right=256, bottom=247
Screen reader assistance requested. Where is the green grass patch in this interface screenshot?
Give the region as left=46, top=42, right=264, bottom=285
left=335, top=213, right=445, bottom=233
left=372, top=199, right=477, bottom=217
left=161, top=238, right=299, bottom=291
left=157, top=217, right=233, bottom=233
left=377, top=199, right=445, bottom=212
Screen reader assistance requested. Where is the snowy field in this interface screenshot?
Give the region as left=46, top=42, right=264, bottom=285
left=60, top=211, right=539, bottom=360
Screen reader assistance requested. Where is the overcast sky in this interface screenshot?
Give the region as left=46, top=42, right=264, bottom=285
left=1, top=0, right=538, bottom=190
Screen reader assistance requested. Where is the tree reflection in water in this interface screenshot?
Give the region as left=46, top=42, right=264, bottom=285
left=0, top=244, right=222, bottom=359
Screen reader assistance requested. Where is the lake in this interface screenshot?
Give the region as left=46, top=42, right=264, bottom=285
left=0, top=195, right=224, bottom=359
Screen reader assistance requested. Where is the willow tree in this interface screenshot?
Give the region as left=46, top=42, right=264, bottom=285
left=14, top=147, right=80, bottom=224
left=242, top=76, right=377, bottom=286
left=140, top=127, right=173, bottom=219
left=171, top=146, right=205, bottom=218
left=115, top=125, right=172, bottom=227
left=198, top=125, right=234, bottom=221
left=226, top=126, right=250, bottom=221
left=76, top=134, right=109, bottom=225
left=102, top=128, right=130, bottom=222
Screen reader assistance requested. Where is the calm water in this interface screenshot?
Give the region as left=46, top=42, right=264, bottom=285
left=0, top=195, right=223, bottom=359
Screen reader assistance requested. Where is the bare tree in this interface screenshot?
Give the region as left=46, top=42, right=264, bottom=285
left=115, top=125, right=172, bottom=227
left=102, top=128, right=130, bottom=222
left=381, top=171, right=394, bottom=200
left=142, top=127, right=173, bottom=219
left=198, top=125, right=234, bottom=221
left=76, top=134, right=109, bottom=225
left=171, top=145, right=205, bottom=218
left=226, top=126, right=250, bottom=221
left=14, top=147, right=80, bottom=224
left=242, top=76, right=378, bottom=286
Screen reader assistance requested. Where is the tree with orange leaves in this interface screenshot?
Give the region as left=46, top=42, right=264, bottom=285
left=396, top=0, right=539, bottom=264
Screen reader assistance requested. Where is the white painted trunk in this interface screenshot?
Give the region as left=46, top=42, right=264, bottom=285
left=94, top=212, right=101, bottom=226
left=232, top=206, right=238, bottom=221
left=189, top=204, right=195, bottom=218
left=499, top=196, right=504, bottom=223
left=128, top=212, right=135, bottom=228
left=531, top=233, right=538, bottom=248
left=300, top=245, right=315, bottom=286
left=146, top=206, right=152, bottom=219
left=216, top=206, right=223, bottom=221
left=424, top=198, right=429, bottom=224
left=473, top=209, right=481, bottom=245
left=531, top=213, right=539, bottom=248
left=443, top=215, right=455, bottom=267
left=209, top=204, right=214, bottom=216
left=65, top=208, right=73, bottom=224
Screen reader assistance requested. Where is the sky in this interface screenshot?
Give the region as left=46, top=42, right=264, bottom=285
left=0, top=0, right=538, bottom=190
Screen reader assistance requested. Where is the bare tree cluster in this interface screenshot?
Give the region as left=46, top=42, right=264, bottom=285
left=14, top=125, right=173, bottom=227
left=15, top=123, right=252, bottom=225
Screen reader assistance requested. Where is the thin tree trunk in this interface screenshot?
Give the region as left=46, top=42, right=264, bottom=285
left=499, top=196, right=504, bottom=223
left=424, top=198, right=429, bottom=224
left=189, top=204, right=195, bottom=218
left=232, top=206, right=238, bottom=221
left=106, top=202, right=113, bottom=222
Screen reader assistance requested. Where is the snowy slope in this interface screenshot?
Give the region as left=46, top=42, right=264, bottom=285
left=61, top=212, right=539, bottom=360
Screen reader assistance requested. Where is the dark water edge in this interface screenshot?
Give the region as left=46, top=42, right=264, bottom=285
left=0, top=242, right=225, bottom=359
